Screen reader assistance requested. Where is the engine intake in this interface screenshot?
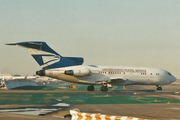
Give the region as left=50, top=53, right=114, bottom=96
left=64, top=70, right=74, bottom=75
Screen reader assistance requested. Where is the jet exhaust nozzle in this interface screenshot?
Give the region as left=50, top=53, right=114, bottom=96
left=36, top=70, right=45, bottom=76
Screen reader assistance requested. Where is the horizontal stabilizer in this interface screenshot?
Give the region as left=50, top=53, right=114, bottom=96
left=26, top=42, right=43, bottom=46
left=6, top=43, right=16, bottom=45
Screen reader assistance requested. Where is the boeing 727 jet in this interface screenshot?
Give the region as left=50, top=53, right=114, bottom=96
left=6, top=41, right=176, bottom=91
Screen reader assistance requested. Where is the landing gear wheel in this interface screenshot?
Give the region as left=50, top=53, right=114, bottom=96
left=157, top=87, right=162, bottom=90
left=87, top=85, right=94, bottom=91
left=101, top=86, right=108, bottom=92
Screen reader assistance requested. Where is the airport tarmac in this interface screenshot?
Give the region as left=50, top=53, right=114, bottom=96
left=0, top=83, right=180, bottom=120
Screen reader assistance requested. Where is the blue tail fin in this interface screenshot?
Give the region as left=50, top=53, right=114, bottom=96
left=6, top=41, right=84, bottom=69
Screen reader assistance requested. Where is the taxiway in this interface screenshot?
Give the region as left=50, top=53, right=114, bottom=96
left=0, top=83, right=180, bottom=120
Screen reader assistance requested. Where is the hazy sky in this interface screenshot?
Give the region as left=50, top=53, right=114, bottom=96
left=0, top=0, right=180, bottom=78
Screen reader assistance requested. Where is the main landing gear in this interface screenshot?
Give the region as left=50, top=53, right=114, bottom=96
left=156, top=85, right=162, bottom=90
left=87, top=85, right=108, bottom=92
left=87, top=85, right=94, bottom=91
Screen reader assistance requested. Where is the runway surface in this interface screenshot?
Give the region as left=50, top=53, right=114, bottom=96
left=0, top=82, right=180, bottom=120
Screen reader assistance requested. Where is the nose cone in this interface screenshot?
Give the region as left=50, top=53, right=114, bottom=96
left=171, top=75, right=177, bottom=82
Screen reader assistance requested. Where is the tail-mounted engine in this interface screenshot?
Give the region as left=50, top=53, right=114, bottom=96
left=36, top=70, right=45, bottom=76
left=64, top=69, right=91, bottom=77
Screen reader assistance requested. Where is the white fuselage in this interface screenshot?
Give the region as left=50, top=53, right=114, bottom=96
left=44, top=65, right=176, bottom=86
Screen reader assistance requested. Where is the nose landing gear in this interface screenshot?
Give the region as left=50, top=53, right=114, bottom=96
left=156, top=85, right=162, bottom=90
left=157, top=87, right=162, bottom=90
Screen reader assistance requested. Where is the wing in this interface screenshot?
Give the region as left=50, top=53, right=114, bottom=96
left=106, top=77, right=127, bottom=85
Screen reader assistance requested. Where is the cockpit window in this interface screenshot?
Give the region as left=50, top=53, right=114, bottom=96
left=167, top=72, right=172, bottom=76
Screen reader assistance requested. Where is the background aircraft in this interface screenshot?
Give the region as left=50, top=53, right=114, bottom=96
left=6, top=41, right=176, bottom=91
left=0, top=75, right=37, bottom=89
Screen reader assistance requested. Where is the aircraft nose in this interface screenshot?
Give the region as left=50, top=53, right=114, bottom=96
left=172, top=75, right=177, bottom=82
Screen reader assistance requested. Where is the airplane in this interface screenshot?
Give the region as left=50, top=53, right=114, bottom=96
left=0, top=75, right=37, bottom=89
left=6, top=41, right=177, bottom=91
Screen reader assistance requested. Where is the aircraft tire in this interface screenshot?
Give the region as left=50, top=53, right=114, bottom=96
left=157, top=87, right=162, bottom=90
left=87, top=85, right=94, bottom=91
left=101, top=86, right=108, bottom=92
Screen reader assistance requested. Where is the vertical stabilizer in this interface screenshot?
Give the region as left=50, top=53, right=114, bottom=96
left=6, top=41, right=84, bottom=69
